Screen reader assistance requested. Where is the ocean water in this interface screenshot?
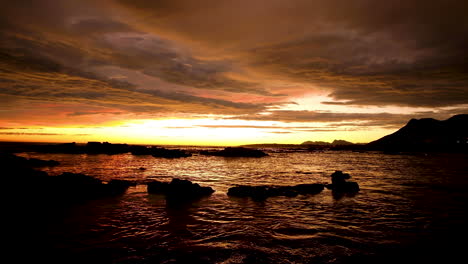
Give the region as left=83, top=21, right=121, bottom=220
left=13, top=150, right=468, bottom=263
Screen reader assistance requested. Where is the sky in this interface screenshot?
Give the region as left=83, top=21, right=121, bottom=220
left=1, top=0, right=467, bottom=145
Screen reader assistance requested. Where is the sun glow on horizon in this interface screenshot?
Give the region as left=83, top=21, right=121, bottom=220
left=0, top=117, right=395, bottom=146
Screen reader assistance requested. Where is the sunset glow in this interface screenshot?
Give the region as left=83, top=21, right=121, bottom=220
left=1, top=0, right=467, bottom=145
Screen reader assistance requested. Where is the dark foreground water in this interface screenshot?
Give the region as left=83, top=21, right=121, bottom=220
left=11, top=150, right=468, bottom=263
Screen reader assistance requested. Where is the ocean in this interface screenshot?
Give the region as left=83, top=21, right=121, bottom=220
left=12, top=149, right=468, bottom=263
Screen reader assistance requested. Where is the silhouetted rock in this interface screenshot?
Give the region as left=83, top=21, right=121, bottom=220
left=33, top=141, right=132, bottom=154
left=227, top=183, right=324, bottom=200
left=326, top=171, right=360, bottom=193
left=105, top=179, right=137, bottom=195
left=147, top=178, right=215, bottom=201
left=43, top=173, right=136, bottom=200
left=294, top=184, right=326, bottom=195
left=331, top=170, right=351, bottom=185
left=1, top=153, right=57, bottom=180
left=0, top=153, right=59, bottom=168
left=129, top=145, right=153, bottom=155
left=201, top=147, right=268, bottom=157
left=130, top=145, right=191, bottom=158
left=367, top=114, right=468, bottom=152
left=151, top=147, right=192, bottom=158
left=86, top=142, right=130, bottom=154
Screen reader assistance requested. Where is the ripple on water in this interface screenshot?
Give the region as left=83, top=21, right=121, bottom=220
left=15, top=151, right=468, bottom=263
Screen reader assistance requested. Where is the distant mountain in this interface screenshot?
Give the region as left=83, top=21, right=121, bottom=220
left=367, top=114, right=468, bottom=152
left=331, top=140, right=354, bottom=146
left=301, top=140, right=354, bottom=146
left=301, top=141, right=330, bottom=145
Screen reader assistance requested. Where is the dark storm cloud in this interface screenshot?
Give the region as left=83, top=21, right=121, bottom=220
left=117, top=0, right=468, bottom=108
left=1, top=0, right=467, bottom=129
left=0, top=34, right=266, bottom=119
left=0, top=0, right=274, bottom=124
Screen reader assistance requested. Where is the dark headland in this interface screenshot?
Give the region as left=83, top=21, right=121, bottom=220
left=243, top=114, right=468, bottom=153
left=366, top=114, right=468, bottom=152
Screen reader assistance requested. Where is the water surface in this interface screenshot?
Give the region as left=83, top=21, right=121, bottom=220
left=15, top=150, right=468, bottom=263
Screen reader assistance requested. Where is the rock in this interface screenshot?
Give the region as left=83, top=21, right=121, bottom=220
left=1, top=153, right=55, bottom=180
left=151, top=147, right=192, bottom=158
left=86, top=142, right=130, bottom=155
left=326, top=171, right=360, bottom=194
left=147, top=181, right=170, bottom=194
left=328, top=181, right=360, bottom=193
left=294, top=184, right=325, bottom=195
left=331, top=170, right=351, bottom=185
left=130, top=145, right=191, bottom=158
left=46, top=173, right=137, bottom=200
left=227, top=183, right=324, bottom=200
left=200, top=147, right=268, bottom=157
left=129, top=145, right=153, bottom=155
left=0, top=153, right=59, bottom=169
left=147, top=178, right=215, bottom=201
left=105, top=179, right=137, bottom=195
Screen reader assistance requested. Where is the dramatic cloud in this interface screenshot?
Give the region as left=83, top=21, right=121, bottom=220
left=1, top=0, right=467, bottom=143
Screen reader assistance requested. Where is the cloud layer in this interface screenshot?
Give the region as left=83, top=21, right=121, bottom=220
left=1, top=0, right=467, bottom=140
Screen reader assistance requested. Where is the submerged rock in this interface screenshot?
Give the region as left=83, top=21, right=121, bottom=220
left=147, top=178, right=215, bottom=201
left=200, top=147, right=268, bottom=157
left=227, top=183, right=324, bottom=200
left=326, top=171, right=360, bottom=193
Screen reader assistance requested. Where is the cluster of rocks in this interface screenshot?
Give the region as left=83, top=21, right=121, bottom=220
left=43, top=173, right=136, bottom=200
left=227, top=171, right=360, bottom=200
left=13, top=143, right=272, bottom=159
left=2, top=153, right=136, bottom=203
left=32, top=142, right=192, bottom=158
left=200, top=147, right=268, bottom=157
left=4, top=152, right=360, bottom=205
left=35, top=142, right=130, bottom=155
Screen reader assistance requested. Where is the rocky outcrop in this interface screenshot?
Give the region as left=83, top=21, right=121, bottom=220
left=0, top=153, right=59, bottom=168
left=1, top=153, right=135, bottom=203
left=200, top=147, right=268, bottom=157
left=1, top=153, right=57, bottom=180
left=227, top=183, right=324, bottom=200
left=147, top=178, right=215, bottom=201
left=326, top=171, right=360, bottom=193
left=31, top=172, right=136, bottom=200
